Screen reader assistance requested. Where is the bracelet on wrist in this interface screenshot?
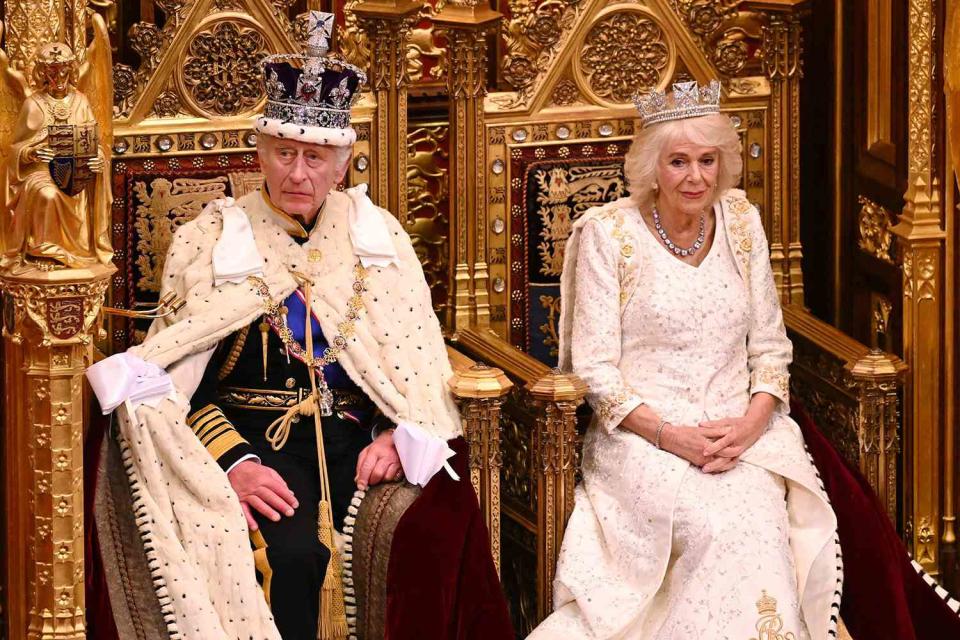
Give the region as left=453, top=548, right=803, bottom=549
left=655, top=419, right=669, bottom=449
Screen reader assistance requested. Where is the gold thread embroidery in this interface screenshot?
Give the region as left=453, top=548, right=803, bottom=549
left=725, top=194, right=754, bottom=280
left=752, top=368, right=790, bottom=398
left=750, top=590, right=798, bottom=640
left=594, top=386, right=638, bottom=423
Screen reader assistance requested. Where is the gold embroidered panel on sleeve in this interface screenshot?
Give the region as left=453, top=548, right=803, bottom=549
left=751, top=368, right=789, bottom=398
left=724, top=195, right=753, bottom=279
left=594, top=386, right=638, bottom=423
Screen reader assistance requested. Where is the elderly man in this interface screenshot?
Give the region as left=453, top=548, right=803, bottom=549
left=88, top=12, right=511, bottom=640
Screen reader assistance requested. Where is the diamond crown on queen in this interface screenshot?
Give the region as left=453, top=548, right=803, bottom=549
left=632, top=80, right=722, bottom=128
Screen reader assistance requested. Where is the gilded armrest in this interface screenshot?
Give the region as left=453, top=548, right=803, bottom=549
left=783, top=304, right=907, bottom=523
left=449, top=326, right=588, bottom=624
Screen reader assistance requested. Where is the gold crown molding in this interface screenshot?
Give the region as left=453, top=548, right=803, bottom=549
left=110, top=94, right=376, bottom=158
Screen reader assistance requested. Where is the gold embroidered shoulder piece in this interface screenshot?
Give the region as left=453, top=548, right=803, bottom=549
left=723, top=191, right=755, bottom=285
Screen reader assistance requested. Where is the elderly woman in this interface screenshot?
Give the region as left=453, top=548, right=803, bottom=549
left=529, top=80, right=842, bottom=639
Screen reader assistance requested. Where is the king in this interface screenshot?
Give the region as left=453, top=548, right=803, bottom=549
left=87, top=12, right=512, bottom=640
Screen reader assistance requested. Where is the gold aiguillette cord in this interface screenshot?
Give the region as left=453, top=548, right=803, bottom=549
left=302, top=278, right=348, bottom=640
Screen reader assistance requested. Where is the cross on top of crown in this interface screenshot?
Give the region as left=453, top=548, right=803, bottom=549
left=305, top=11, right=335, bottom=57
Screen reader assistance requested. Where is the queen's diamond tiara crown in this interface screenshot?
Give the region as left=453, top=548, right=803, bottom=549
left=632, top=80, right=721, bottom=128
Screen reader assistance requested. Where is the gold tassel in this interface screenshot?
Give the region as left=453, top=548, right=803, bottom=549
left=301, top=279, right=348, bottom=639
left=259, top=319, right=270, bottom=381
left=317, top=500, right=349, bottom=640
left=281, top=305, right=291, bottom=363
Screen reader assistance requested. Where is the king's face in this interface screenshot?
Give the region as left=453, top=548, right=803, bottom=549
left=257, top=135, right=349, bottom=224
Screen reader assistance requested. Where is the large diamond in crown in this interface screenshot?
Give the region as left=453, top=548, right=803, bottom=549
left=258, top=11, right=367, bottom=140
left=632, top=80, right=721, bottom=128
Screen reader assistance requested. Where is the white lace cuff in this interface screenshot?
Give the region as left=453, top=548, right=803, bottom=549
left=86, top=352, right=175, bottom=414
left=392, top=421, right=459, bottom=487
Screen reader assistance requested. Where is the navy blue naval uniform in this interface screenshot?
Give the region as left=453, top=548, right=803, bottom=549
left=187, top=216, right=391, bottom=640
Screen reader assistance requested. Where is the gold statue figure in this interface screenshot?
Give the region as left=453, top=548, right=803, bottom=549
left=0, top=16, right=114, bottom=271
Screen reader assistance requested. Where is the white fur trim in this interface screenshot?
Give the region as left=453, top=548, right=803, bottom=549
left=255, top=117, right=356, bottom=146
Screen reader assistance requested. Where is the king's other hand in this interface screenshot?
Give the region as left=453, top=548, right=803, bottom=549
left=227, top=460, right=299, bottom=531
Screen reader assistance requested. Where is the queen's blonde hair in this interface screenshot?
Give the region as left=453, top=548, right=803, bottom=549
left=624, top=113, right=742, bottom=211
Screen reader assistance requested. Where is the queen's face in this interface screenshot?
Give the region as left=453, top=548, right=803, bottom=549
left=655, top=140, right=720, bottom=218
left=257, top=135, right=348, bottom=223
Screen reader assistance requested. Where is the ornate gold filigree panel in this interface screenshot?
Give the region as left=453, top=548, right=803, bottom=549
left=114, top=1, right=299, bottom=124
left=406, top=123, right=451, bottom=315
left=857, top=195, right=895, bottom=263
left=1, top=265, right=114, bottom=640
left=176, top=16, right=269, bottom=118
left=669, top=0, right=764, bottom=78
left=573, top=6, right=673, bottom=106
left=497, top=0, right=589, bottom=109
left=2, top=1, right=61, bottom=79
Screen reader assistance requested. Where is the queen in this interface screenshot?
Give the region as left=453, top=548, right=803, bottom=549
left=528, top=80, right=841, bottom=639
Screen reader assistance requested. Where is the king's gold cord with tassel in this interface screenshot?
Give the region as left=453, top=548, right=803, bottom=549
left=302, top=278, right=349, bottom=640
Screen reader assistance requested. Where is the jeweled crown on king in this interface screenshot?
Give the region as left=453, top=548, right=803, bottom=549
left=259, top=11, right=367, bottom=136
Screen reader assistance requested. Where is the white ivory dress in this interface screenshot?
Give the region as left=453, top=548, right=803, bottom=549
left=529, top=191, right=843, bottom=640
